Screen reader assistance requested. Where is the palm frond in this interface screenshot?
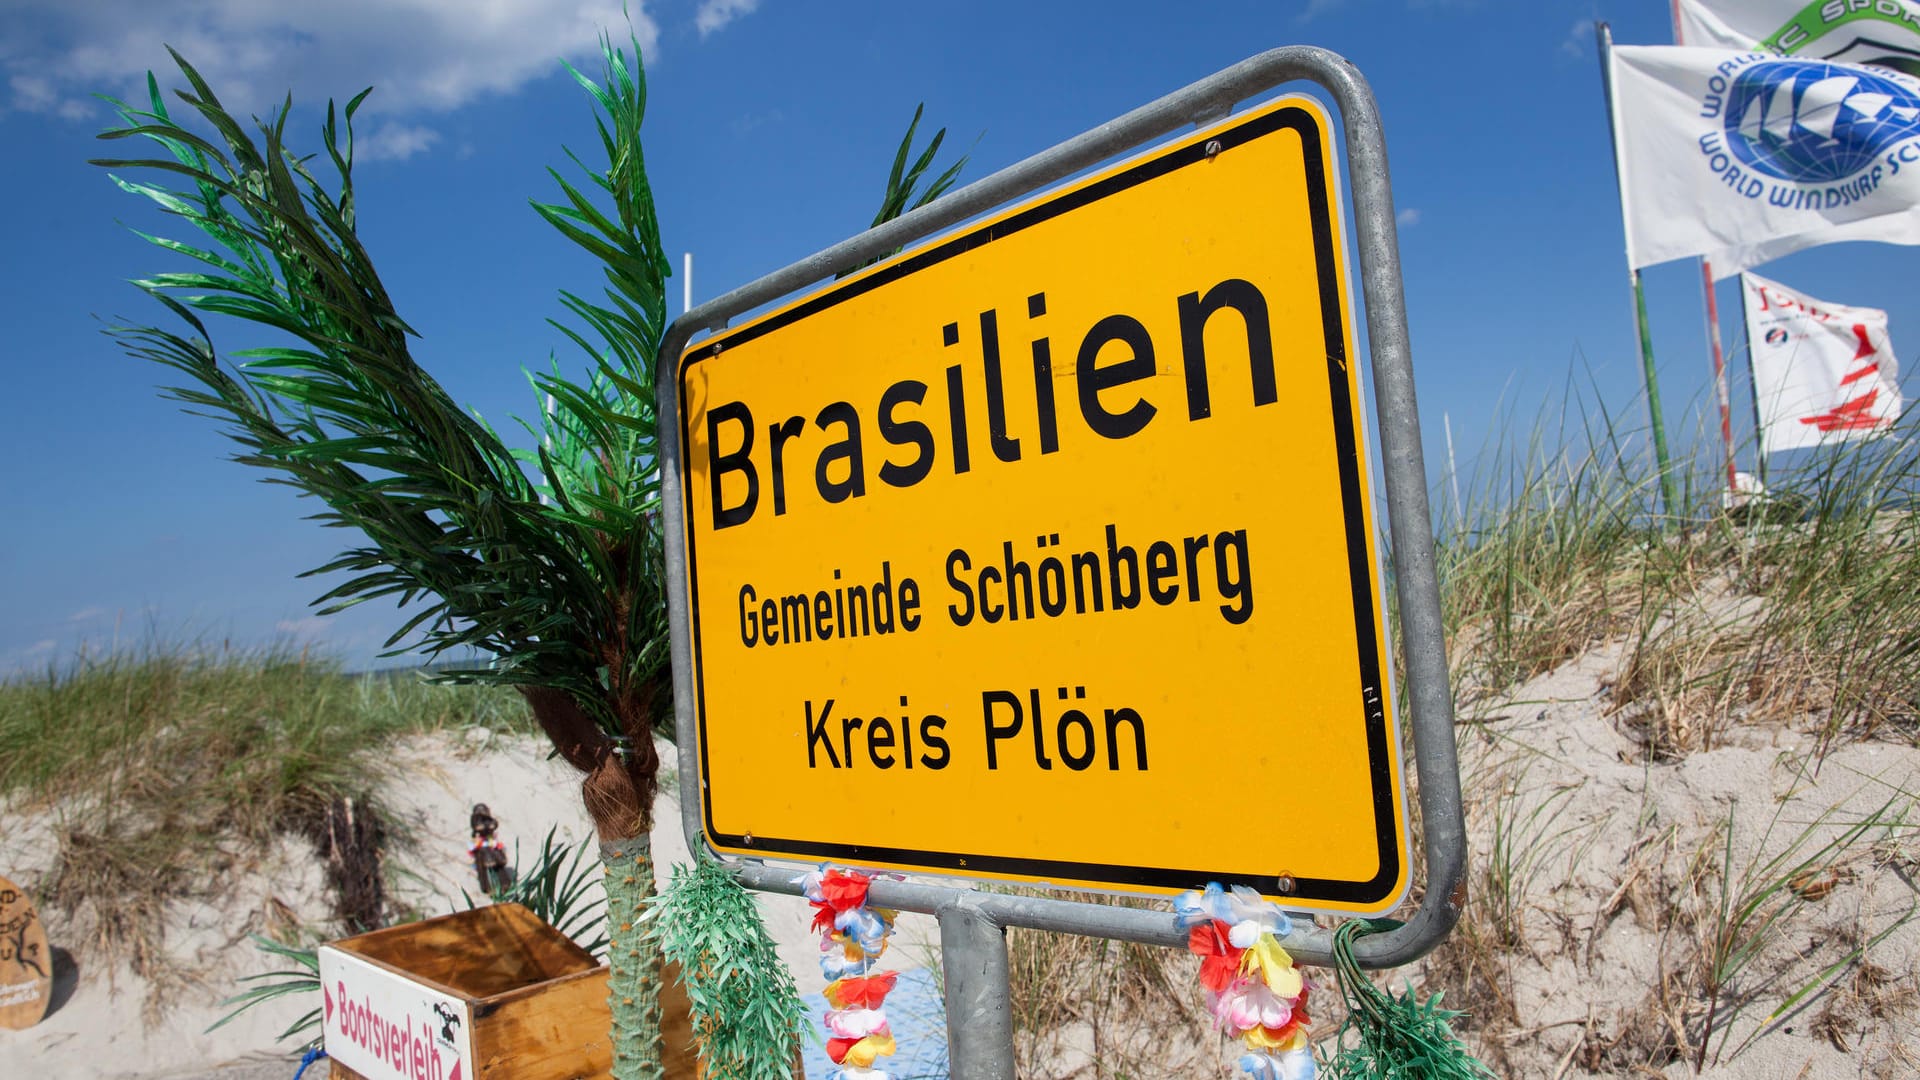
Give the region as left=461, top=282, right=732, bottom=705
left=463, top=827, right=610, bottom=957
left=206, top=935, right=323, bottom=1044
left=524, top=31, right=675, bottom=730
left=840, top=103, right=971, bottom=278
left=95, top=50, right=636, bottom=724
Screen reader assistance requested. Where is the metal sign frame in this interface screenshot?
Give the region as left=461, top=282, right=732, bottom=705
left=674, top=93, right=1405, bottom=908
left=656, top=47, right=1465, bottom=1079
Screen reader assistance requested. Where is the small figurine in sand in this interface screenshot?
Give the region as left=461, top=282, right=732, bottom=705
left=468, top=803, right=509, bottom=895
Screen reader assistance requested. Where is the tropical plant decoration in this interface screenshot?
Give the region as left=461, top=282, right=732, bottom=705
left=96, top=39, right=678, bottom=1072
left=644, top=856, right=807, bottom=1079
left=463, top=826, right=611, bottom=957
left=1326, top=918, right=1494, bottom=1080
left=209, top=935, right=325, bottom=1044
left=98, top=33, right=964, bottom=1078
left=839, top=102, right=968, bottom=277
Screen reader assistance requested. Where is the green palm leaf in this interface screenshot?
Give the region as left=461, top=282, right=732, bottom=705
left=839, top=103, right=972, bottom=277
left=94, top=47, right=659, bottom=741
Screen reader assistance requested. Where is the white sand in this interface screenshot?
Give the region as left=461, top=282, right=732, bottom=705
left=0, top=729, right=935, bottom=1078
left=1422, top=641, right=1920, bottom=1079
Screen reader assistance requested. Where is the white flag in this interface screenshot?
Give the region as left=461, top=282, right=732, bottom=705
left=1610, top=45, right=1920, bottom=275
left=1677, top=0, right=1920, bottom=76
left=1742, top=271, right=1903, bottom=454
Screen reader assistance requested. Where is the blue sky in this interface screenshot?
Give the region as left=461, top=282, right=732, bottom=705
left=2, top=0, right=1913, bottom=674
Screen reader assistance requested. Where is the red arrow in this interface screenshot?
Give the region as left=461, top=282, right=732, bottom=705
left=1840, top=361, right=1881, bottom=386
left=1798, top=389, right=1885, bottom=432
left=1836, top=323, right=1884, bottom=387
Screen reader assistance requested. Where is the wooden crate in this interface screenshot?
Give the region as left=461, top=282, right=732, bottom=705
left=320, top=902, right=698, bottom=1080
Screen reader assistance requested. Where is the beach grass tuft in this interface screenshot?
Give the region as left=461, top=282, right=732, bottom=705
left=0, top=641, right=534, bottom=983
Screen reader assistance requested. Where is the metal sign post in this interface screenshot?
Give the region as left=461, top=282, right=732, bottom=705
left=656, top=46, right=1465, bottom=1080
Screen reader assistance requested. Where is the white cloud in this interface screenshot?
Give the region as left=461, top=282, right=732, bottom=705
left=276, top=616, right=333, bottom=636
left=8, top=72, right=91, bottom=119
left=356, top=122, right=441, bottom=162
left=696, top=0, right=761, bottom=37
left=0, top=638, right=61, bottom=678
left=65, top=606, right=108, bottom=624
left=1561, top=18, right=1594, bottom=59
left=1298, top=0, right=1342, bottom=21
left=729, top=107, right=783, bottom=136
left=1396, top=207, right=1422, bottom=227
left=0, top=1, right=659, bottom=131
left=9, top=73, right=57, bottom=110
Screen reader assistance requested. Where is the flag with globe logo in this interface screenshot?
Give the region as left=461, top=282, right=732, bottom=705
left=1609, top=44, right=1920, bottom=274
left=1678, top=0, right=1920, bottom=77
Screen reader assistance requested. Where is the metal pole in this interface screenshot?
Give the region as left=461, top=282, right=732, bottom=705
left=1632, top=268, right=1681, bottom=520
left=540, top=393, right=554, bottom=506
left=1673, top=2, right=1740, bottom=500
left=1443, top=411, right=1461, bottom=526
left=1597, top=20, right=1679, bottom=523
left=1736, top=273, right=1771, bottom=486
left=939, top=897, right=1016, bottom=1080
left=1333, top=52, right=1469, bottom=970
left=1701, top=261, right=1738, bottom=495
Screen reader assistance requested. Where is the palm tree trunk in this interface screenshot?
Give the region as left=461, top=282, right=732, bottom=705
left=523, top=686, right=666, bottom=1080
left=602, top=836, right=664, bottom=1080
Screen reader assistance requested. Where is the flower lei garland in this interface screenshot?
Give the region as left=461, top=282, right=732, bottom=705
left=1176, top=883, right=1316, bottom=1080
left=799, top=867, right=901, bottom=1079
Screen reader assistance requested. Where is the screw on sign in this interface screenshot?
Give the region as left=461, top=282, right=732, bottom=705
left=0, top=874, right=53, bottom=1029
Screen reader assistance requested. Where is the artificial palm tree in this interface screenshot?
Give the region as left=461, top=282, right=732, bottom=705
left=95, top=35, right=960, bottom=1079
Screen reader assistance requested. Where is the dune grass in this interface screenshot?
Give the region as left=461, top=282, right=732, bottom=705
left=0, top=644, right=533, bottom=801
left=1434, top=387, right=1920, bottom=757
left=1002, top=888, right=1210, bottom=1078
left=1412, top=391, right=1920, bottom=1072
left=0, top=642, right=535, bottom=981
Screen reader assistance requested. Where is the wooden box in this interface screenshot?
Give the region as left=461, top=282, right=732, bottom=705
left=320, top=903, right=698, bottom=1080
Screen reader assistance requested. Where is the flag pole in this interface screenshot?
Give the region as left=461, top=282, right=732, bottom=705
left=1700, top=261, right=1738, bottom=494
left=1596, top=20, right=1680, bottom=523
left=1443, top=410, right=1462, bottom=528
left=1632, top=272, right=1680, bottom=521
left=1670, top=3, right=1741, bottom=500
left=1735, top=275, right=1770, bottom=486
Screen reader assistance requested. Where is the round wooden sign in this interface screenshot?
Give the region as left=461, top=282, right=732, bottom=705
left=0, top=875, right=52, bottom=1029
